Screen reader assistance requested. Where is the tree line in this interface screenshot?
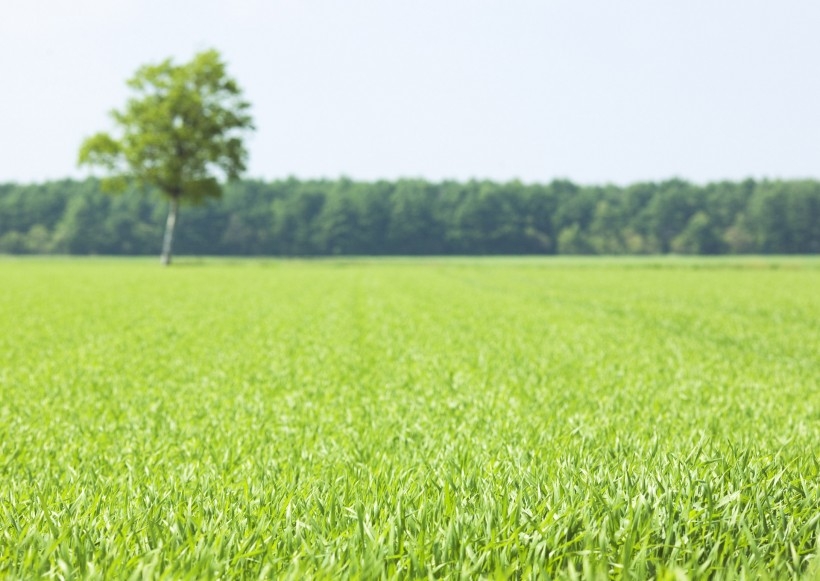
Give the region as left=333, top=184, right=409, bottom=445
left=0, top=177, right=818, bottom=256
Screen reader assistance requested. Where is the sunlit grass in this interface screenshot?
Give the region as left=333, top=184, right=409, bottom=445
left=1, top=258, right=818, bottom=579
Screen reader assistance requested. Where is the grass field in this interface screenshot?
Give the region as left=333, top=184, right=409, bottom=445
left=1, top=258, right=819, bottom=579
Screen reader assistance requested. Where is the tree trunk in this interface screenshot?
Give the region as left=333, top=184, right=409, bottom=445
left=160, top=197, right=179, bottom=266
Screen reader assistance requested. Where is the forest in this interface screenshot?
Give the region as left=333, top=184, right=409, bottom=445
left=0, top=177, right=818, bottom=256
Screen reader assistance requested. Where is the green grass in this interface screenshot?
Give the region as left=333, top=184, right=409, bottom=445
left=1, top=258, right=819, bottom=579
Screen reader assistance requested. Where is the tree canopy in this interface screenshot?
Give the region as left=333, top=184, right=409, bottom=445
left=78, top=49, right=254, bottom=264
left=2, top=177, right=819, bottom=256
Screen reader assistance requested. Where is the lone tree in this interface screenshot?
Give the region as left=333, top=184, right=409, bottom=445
left=78, top=49, right=254, bottom=265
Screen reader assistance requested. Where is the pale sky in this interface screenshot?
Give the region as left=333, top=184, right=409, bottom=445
left=1, top=0, right=819, bottom=185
